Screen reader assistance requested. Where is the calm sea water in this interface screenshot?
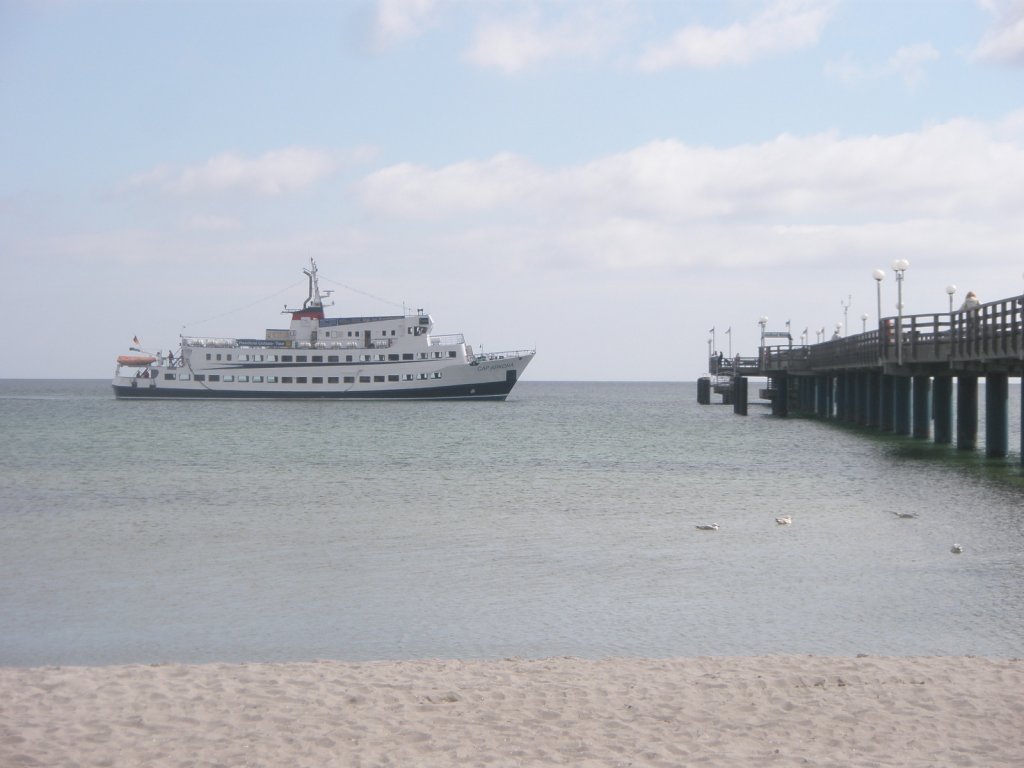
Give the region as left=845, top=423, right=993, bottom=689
left=1, top=379, right=1023, bottom=666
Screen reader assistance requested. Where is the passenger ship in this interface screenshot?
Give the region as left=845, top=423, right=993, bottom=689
left=112, top=260, right=535, bottom=400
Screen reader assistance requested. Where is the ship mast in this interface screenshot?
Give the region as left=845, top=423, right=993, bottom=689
left=303, top=258, right=322, bottom=310
left=284, top=258, right=332, bottom=319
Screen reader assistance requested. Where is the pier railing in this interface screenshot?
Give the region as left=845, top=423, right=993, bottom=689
left=948, top=297, right=1024, bottom=362
left=722, top=295, right=1024, bottom=375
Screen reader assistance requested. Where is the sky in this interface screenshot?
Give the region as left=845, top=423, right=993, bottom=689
left=2, top=0, right=1023, bottom=381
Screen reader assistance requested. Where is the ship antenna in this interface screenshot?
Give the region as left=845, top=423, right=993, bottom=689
left=303, top=258, right=321, bottom=310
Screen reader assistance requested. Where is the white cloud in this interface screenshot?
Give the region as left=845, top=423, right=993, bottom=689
left=372, top=0, right=443, bottom=48
left=364, top=120, right=1024, bottom=221
left=356, top=114, right=1024, bottom=271
left=374, top=0, right=834, bottom=74
left=463, top=7, right=617, bottom=74
left=972, top=0, right=1024, bottom=64
left=826, top=42, right=939, bottom=88
left=887, top=43, right=941, bottom=86
left=131, top=147, right=346, bottom=197
left=360, top=152, right=541, bottom=217
left=183, top=215, right=241, bottom=232
left=636, top=0, right=835, bottom=72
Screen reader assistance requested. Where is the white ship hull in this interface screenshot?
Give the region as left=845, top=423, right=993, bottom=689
left=113, top=352, right=534, bottom=400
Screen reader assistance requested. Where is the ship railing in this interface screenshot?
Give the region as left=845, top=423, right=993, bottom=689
left=471, top=349, right=535, bottom=361
left=182, top=336, right=242, bottom=348
left=314, top=341, right=362, bottom=349
left=430, top=333, right=466, bottom=346
left=188, top=337, right=283, bottom=349
left=185, top=337, right=382, bottom=351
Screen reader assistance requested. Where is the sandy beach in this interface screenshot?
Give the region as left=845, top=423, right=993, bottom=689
left=1, top=655, right=1021, bottom=767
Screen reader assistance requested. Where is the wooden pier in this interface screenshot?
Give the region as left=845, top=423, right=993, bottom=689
left=699, top=294, right=1024, bottom=462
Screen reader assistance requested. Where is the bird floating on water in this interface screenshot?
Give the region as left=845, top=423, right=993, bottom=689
left=696, top=523, right=719, bottom=531
left=893, top=512, right=918, bottom=519
left=775, top=515, right=792, bottom=525
left=951, top=544, right=964, bottom=554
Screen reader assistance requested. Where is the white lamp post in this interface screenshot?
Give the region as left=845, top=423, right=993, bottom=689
left=946, top=284, right=957, bottom=313
left=893, top=259, right=910, bottom=364
left=758, top=316, right=768, bottom=347
left=861, top=312, right=868, bottom=333
left=841, top=294, right=851, bottom=336
left=872, top=269, right=885, bottom=325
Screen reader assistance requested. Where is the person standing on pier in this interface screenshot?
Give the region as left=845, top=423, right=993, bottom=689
left=960, top=290, right=980, bottom=311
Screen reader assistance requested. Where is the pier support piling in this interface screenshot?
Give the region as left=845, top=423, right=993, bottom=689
left=815, top=376, right=827, bottom=417
left=933, top=376, right=953, bottom=444
left=857, top=372, right=871, bottom=426
left=772, top=373, right=788, bottom=417
left=912, top=375, right=931, bottom=440
left=837, top=374, right=850, bottom=422
left=697, top=377, right=711, bottom=405
left=799, top=377, right=815, bottom=414
left=986, top=373, right=1009, bottom=458
left=956, top=375, right=978, bottom=451
left=733, top=376, right=748, bottom=415
left=845, top=373, right=857, bottom=422
left=880, top=375, right=895, bottom=431
left=893, top=377, right=912, bottom=436
left=866, top=372, right=881, bottom=428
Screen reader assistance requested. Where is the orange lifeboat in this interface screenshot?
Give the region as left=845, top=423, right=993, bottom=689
left=116, top=354, right=157, bottom=366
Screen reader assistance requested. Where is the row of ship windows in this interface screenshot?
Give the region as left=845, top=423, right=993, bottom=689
left=320, top=328, right=429, bottom=337
left=165, top=373, right=443, bottom=383
left=207, top=351, right=457, bottom=362
left=321, top=329, right=413, bottom=337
